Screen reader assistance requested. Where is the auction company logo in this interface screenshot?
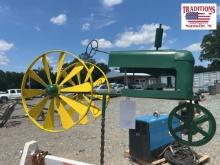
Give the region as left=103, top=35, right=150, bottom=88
left=181, top=3, right=217, bottom=30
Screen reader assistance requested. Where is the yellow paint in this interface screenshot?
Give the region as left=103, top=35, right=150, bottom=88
left=29, top=96, right=49, bottom=119
left=84, top=66, right=94, bottom=82
left=21, top=50, right=112, bottom=132
left=60, top=65, right=84, bottom=86
left=83, top=96, right=101, bottom=118
left=61, top=82, right=92, bottom=93
left=62, top=70, right=75, bottom=86
left=93, top=77, right=106, bottom=87
left=29, top=70, right=47, bottom=87
left=56, top=52, right=65, bottom=83
left=43, top=98, right=55, bottom=129
left=22, top=89, right=45, bottom=98
left=42, top=55, right=52, bottom=84
left=59, top=95, right=88, bottom=115
left=77, top=73, right=81, bottom=84
left=55, top=97, right=74, bottom=129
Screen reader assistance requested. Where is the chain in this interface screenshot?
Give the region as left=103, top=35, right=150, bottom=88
left=31, top=150, right=48, bottom=165
left=100, top=95, right=107, bottom=165
left=100, top=115, right=105, bottom=165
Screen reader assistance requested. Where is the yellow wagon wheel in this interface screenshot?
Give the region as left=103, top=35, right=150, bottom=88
left=21, top=50, right=93, bottom=132
left=61, top=62, right=110, bottom=125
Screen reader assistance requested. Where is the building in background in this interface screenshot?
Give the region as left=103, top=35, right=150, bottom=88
left=193, top=71, right=220, bottom=88
left=107, top=70, right=150, bottom=89
left=160, top=76, right=175, bottom=88
left=107, top=70, right=220, bottom=91
left=107, top=70, right=167, bottom=89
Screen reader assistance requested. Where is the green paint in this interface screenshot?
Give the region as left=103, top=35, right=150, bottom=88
left=46, top=84, right=58, bottom=96
left=168, top=103, right=216, bottom=146
left=108, top=49, right=216, bottom=146
left=108, top=50, right=194, bottom=100
left=121, top=89, right=193, bottom=100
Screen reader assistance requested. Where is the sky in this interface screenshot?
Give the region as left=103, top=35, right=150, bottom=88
left=0, top=0, right=220, bottom=72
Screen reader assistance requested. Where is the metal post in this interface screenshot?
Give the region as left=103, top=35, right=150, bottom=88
left=154, top=24, right=163, bottom=51
left=100, top=95, right=106, bottom=165
left=124, top=69, right=128, bottom=87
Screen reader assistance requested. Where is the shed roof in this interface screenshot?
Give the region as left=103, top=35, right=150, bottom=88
left=107, top=70, right=150, bottom=78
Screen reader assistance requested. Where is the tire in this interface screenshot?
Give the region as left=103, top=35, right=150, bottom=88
left=1, top=97, right=8, bottom=104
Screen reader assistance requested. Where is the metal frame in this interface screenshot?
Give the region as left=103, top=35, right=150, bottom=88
left=19, top=141, right=93, bottom=165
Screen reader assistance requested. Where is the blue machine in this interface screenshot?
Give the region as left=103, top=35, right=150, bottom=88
left=129, top=114, right=180, bottom=160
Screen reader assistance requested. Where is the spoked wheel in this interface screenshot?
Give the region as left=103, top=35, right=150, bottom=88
left=61, top=62, right=110, bottom=125
left=21, top=50, right=93, bottom=132
left=168, top=102, right=216, bottom=146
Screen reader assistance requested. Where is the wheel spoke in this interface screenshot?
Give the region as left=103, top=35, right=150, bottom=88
left=64, top=102, right=87, bottom=124
left=92, top=94, right=103, bottom=100
left=83, top=96, right=101, bottom=118
left=62, top=70, right=75, bottom=86
left=174, top=113, right=184, bottom=121
left=28, top=96, right=50, bottom=119
left=54, top=97, right=74, bottom=129
left=59, top=95, right=88, bottom=116
left=23, top=89, right=45, bottom=98
left=188, top=131, right=193, bottom=142
left=79, top=116, right=88, bottom=125
left=194, top=115, right=210, bottom=124
left=169, top=103, right=216, bottom=146
left=84, top=66, right=94, bottom=82
left=42, top=55, right=52, bottom=84
left=173, top=124, right=185, bottom=133
left=56, top=52, right=65, bottom=83
left=59, top=65, right=84, bottom=86
left=43, top=98, right=55, bottom=129
left=93, top=77, right=106, bottom=87
left=60, top=99, right=75, bottom=120
left=77, top=73, right=81, bottom=84
left=91, top=94, right=110, bottom=101
left=65, top=106, right=75, bottom=118
left=61, top=82, right=92, bottom=93
left=28, top=70, right=47, bottom=87
left=196, top=127, right=209, bottom=137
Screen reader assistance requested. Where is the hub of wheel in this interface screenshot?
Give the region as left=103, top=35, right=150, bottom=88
left=46, top=84, right=59, bottom=96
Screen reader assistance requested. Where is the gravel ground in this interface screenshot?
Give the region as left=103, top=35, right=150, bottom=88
left=0, top=94, right=219, bottom=165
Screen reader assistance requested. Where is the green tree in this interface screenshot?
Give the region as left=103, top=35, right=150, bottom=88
left=0, top=70, right=7, bottom=91
left=0, top=70, right=24, bottom=91
left=62, top=53, right=110, bottom=83
left=200, top=23, right=220, bottom=71
left=30, top=67, right=55, bottom=89
left=194, top=65, right=207, bottom=73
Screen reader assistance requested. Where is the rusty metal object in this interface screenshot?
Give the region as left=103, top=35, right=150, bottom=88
left=31, top=150, right=48, bottom=165
left=0, top=101, right=17, bottom=128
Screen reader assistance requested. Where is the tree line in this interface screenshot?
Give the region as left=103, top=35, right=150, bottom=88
left=0, top=60, right=109, bottom=91
left=194, top=64, right=220, bottom=73
left=194, top=23, right=220, bottom=73
left=29, top=61, right=109, bottom=89
left=0, top=23, right=220, bottom=90
left=0, top=70, right=24, bottom=91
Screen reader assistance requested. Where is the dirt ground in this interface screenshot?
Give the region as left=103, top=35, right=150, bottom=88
left=0, top=94, right=220, bottom=165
